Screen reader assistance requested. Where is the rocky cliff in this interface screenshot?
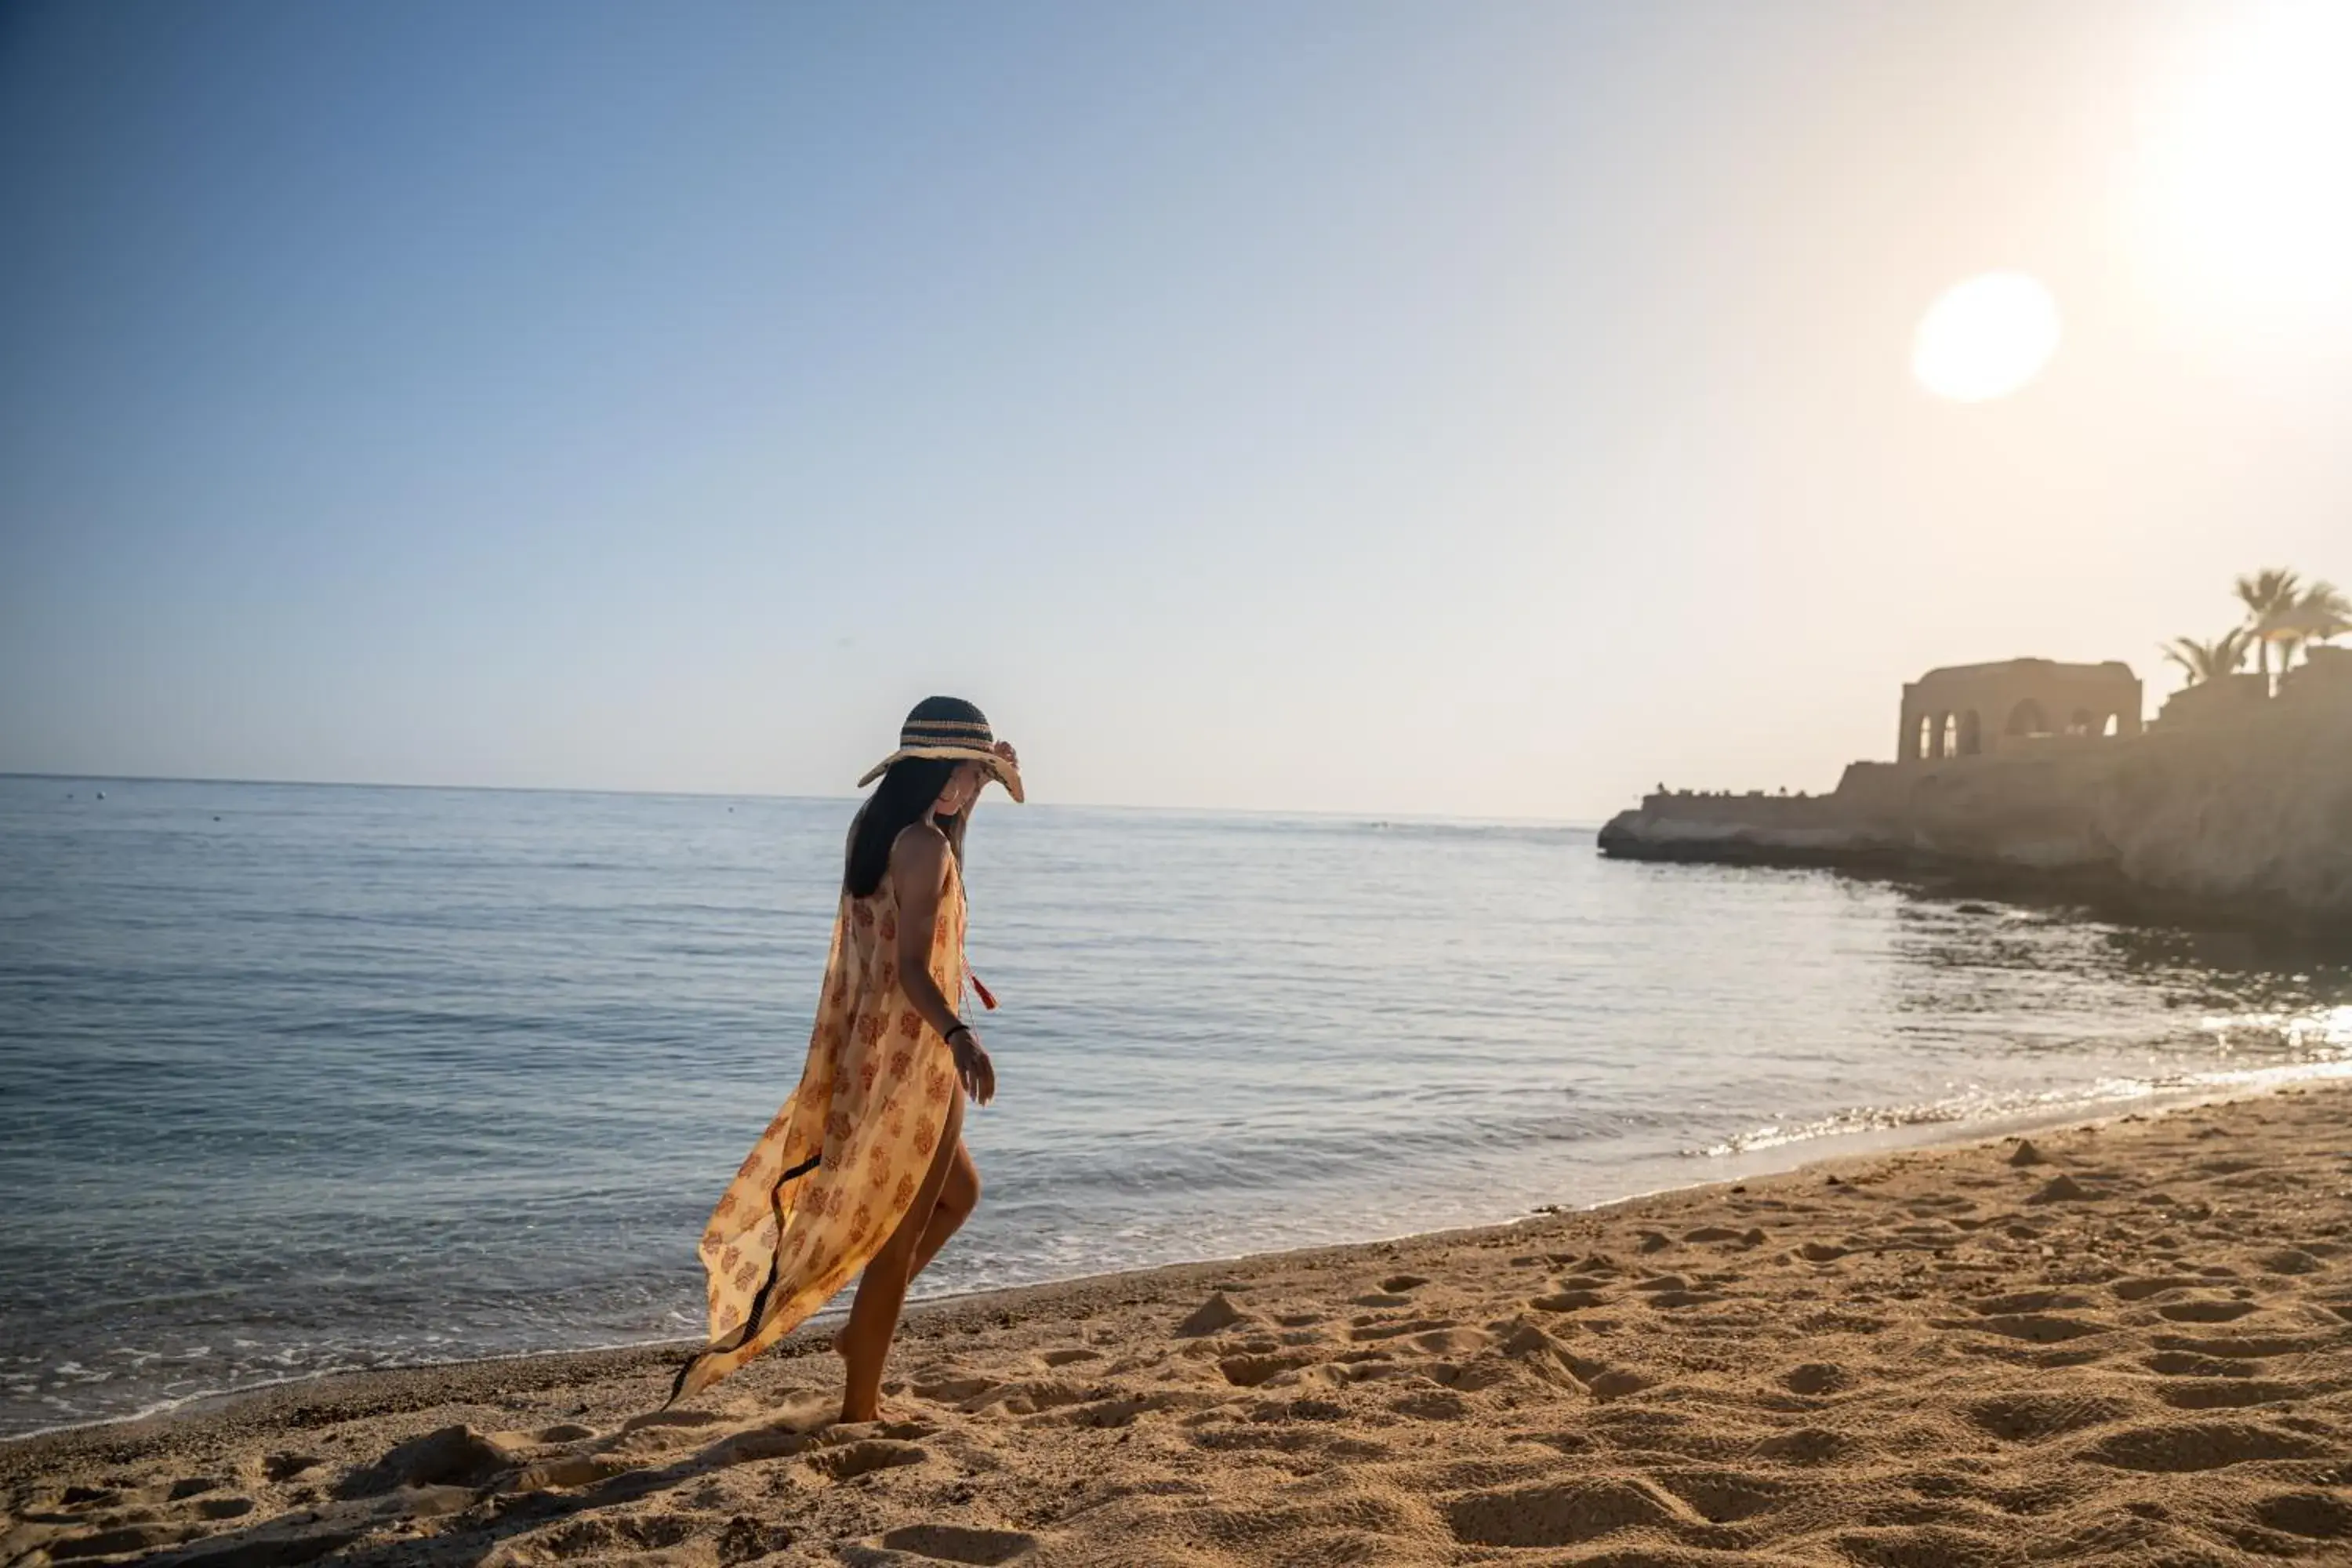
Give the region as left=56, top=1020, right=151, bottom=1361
left=1599, top=667, right=2352, bottom=930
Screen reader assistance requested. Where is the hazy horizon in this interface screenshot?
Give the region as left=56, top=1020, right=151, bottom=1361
left=0, top=768, right=1619, bottom=827
left=5, top=1, right=2348, bottom=820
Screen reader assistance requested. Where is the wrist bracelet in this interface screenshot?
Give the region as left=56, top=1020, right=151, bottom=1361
left=945, top=1022, right=972, bottom=1044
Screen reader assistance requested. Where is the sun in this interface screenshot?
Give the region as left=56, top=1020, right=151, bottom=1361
left=2130, top=1, right=2352, bottom=332
left=1909, top=272, right=2062, bottom=403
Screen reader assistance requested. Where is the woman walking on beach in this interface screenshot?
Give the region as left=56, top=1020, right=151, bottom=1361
left=670, top=698, right=1020, bottom=1421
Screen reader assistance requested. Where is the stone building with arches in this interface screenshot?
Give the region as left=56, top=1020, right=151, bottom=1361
left=1896, top=658, right=2141, bottom=765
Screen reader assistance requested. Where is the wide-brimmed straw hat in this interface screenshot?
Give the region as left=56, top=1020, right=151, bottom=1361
left=857, top=697, right=1024, bottom=802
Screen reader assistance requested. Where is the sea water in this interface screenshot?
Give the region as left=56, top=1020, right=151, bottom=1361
left=2, top=775, right=2347, bottom=1439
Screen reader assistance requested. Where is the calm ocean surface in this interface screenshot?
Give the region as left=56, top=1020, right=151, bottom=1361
left=3, top=776, right=2348, bottom=1439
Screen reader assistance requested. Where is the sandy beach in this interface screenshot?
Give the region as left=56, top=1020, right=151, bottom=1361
left=5, top=1084, right=2349, bottom=1566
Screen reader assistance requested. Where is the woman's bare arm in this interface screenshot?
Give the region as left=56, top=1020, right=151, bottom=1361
left=890, top=823, right=995, bottom=1104
left=888, top=824, right=959, bottom=1036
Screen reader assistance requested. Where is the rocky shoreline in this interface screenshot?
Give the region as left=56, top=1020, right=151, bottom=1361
left=1599, top=675, right=2352, bottom=936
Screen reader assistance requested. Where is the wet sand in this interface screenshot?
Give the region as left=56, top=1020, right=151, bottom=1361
left=5, top=1083, right=2350, bottom=1566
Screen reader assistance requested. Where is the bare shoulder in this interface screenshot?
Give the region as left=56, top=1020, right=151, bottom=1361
left=888, top=819, right=950, bottom=887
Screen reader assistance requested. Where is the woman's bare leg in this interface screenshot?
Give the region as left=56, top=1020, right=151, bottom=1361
left=837, top=1092, right=964, bottom=1423
left=906, top=1142, right=980, bottom=1285
left=830, top=1142, right=978, bottom=1356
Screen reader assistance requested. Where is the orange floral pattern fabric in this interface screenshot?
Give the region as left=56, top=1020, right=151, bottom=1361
left=670, top=854, right=966, bottom=1403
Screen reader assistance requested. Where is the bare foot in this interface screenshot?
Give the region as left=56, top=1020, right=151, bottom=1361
left=836, top=1397, right=903, bottom=1425
left=833, top=1323, right=891, bottom=1422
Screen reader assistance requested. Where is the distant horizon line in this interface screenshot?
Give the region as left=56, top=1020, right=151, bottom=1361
left=0, top=770, right=1605, bottom=832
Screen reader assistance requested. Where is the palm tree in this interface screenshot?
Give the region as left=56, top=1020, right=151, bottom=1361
left=2161, top=628, right=2252, bottom=686
left=2297, top=580, right=2349, bottom=646
left=2234, top=568, right=2303, bottom=688
left=2255, top=579, right=2350, bottom=671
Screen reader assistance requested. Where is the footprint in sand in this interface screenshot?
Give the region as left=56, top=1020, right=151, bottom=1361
left=2145, top=1349, right=2257, bottom=1378
left=506, top=1453, right=636, bottom=1493
left=912, top=1372, right=1000, bottom=1403
left=2252, top=1492, right=2352, bottom=1541
left=1964, top=1390, right=2134, bottom=1441
left=39, top=1523, right=198, bottom=1559
left=1752, top=1425, right=1858, bottom=1465
left=1971, top=1289, right=2097, bottom=1315
left=2082, top=1420, right=2323, bottom=1472
left=1781, top=1362, right=1846, bottom=1395
left=1940, top=1305, right=2112, bottom=1345
left=1643, top=1289, right=1725, bottom=1309
left=960, top=1379, right=1094, bottom=1417
left=1530, top=1289, right=1606, bottom=1312
left=2156, top=1378, right=2307, bottom=1410
left=1445, top=1475, right=1681, bottom=1548
left=804, top=1439, right=930, bottom=1481
left=1348, top=1316, right=1459, bottom=1343
left=2256, top=1247, right=2325, bottom=1275
left=1218, top=1352, right=1318, bottom=1388
left=2156, top=1298, right=2259, bottom=1323
left=541, top=1421, right=599, bottom=1443
left=1582, top=1367, right=1653, bottom=1401
left=872, top=1523, right=1040, bottom=1564
left=1654, top=1468, right=1793, bottom=1524
left=2157, top=1331, right=2328, bottom=1359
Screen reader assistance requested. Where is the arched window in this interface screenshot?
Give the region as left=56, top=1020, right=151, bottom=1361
left=1959, top=710, right=1982, bottom=755
left=2067, top=708, right=2095, bottom=736
left=1918, top=714, right=1934, bottom=760
left=2103, top=713, right=2119, bottom=737
left=1941, top=713, right=1958, bottom=757
left=2006, top=699, right=2049, bottom=737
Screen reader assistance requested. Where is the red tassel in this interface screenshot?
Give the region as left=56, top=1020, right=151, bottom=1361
left=971, top=973, right=998, bottom=1011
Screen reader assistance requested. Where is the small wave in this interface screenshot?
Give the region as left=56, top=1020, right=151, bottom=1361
left=1693, top=1048, right=2352, bottom=1160
left=2200, top=1004, right=2352, bottom=1053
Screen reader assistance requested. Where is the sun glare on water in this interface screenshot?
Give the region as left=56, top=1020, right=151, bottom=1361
left=1909, top=271, right=2062, bottom=403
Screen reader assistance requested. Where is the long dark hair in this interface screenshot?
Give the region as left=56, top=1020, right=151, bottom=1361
left=844, top=757, right=967, bottom=898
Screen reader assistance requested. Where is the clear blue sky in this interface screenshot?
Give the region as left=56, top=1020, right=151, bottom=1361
left=3, top=1, right=2346, bottom=818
